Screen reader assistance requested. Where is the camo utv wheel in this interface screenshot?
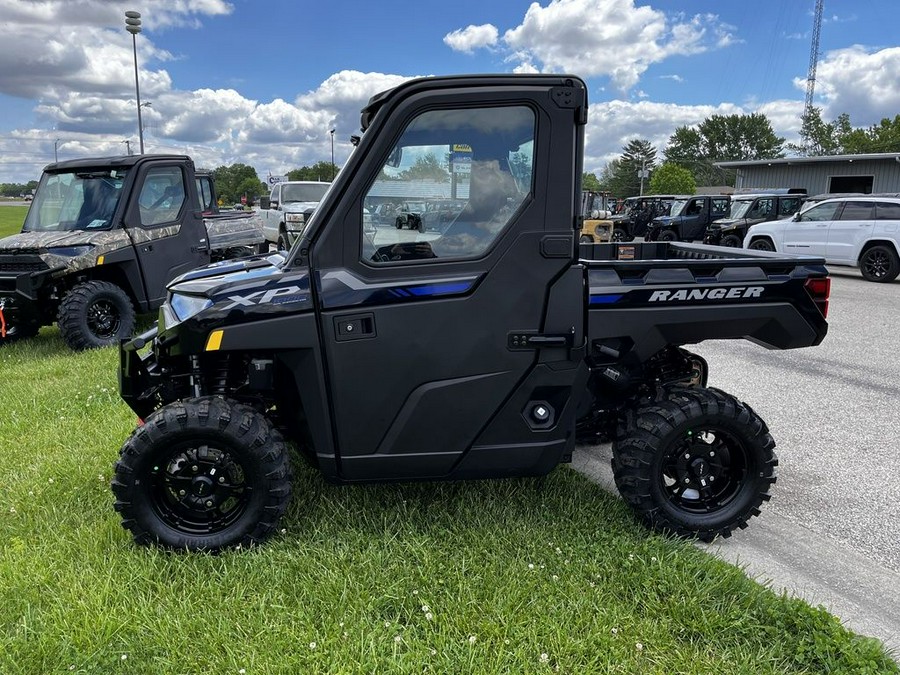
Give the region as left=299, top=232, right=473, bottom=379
left=112, top=396, right=292, bottom=552
left=57, top=280, right=135, bottom=350
left=721, top=234, right=743, bottom=248
left=612, top=386, right=777, bottom=542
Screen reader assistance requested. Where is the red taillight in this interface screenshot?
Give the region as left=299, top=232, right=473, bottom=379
left=804, top=277, right=831, bottom=318
left=137, top=417, right=145, bottom=426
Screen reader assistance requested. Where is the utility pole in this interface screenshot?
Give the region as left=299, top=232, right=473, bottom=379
left=125, top=11, right=145, bottom=154
left=122, top=139, right=132, bottom=155
left=638, top=158, right=648, bottom=196
left=54, top=138, right=60, bottom=163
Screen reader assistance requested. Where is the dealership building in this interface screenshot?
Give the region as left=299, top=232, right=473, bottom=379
left=716, top=152, right=900, bottom=195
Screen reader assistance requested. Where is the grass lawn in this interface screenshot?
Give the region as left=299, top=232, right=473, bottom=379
left=0, top=205, right=27, bottom=237
left=0, top=335, right=897, bottom=674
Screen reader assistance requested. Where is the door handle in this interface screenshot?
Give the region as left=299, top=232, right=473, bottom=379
left=334, top=313, right=376, bottom=342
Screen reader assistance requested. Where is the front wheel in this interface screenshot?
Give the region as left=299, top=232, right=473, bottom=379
left=579, top=234, right=593, bottom=244
left=721, top=234, right=743, bottom=248
left=748, top=238, right=775, bottom=252
left=57, top=280, right=135, bottom=350
left=611, top=227, right=631, bottom=242
left=658, top=230, right=678, bottom=242
left=112, top=396, right=292, bottom=551
left=612, top=386, right=777, bottom=542
left=859, top=245, right=900, bottom=282
left=276, top=230, right=290, bottom=252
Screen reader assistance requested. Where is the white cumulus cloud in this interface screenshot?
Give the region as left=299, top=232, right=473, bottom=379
left=443, top=24, right=499, bottom=53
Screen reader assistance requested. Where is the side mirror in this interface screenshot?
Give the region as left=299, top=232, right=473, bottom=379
left=259, top=196, right=271, bottom=210
left=793, top=212, right=800, bottom=222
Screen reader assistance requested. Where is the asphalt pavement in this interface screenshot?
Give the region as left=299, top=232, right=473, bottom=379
left=574, top=266, right=900, bottom=653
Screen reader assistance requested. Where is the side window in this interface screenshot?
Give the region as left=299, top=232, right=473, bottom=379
left=750, top=198, right=774, bottom=218
left=271, top=184, right=280, bottom=205
left=686, top=199, right=704, bottom=216
left=875, top=201, right=900, bottom=220
left=361, top=105, right=535, bottom=264
left=779, top=197, right=803, bottom=216
left=196, top=177, right=214, bottom=212
left=138, top=167, right=186, bottom=227
left=711, top=198, right=729, bottom=215
left=838, top=201, right=874, bottom=220
left=799, top=202, right=841, bottom=222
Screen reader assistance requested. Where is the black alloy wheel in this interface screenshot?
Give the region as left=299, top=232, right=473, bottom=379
left=748, top=238, right=775, bottom=252
left=721, top=234, right=743, bottom=248
left=611, top=227, right=629, bottom=242
left=859, top=245, right=900, bottom=283
left=113, top=396, right=292, bottom=551
left=612, top=386, right=777, bottom=541
left=57, top=280, right=135, bottom=350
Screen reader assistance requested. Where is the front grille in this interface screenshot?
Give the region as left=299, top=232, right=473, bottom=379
left=0, top=255, right=49, bottom=275
left=0, top=247, right=41, bottom=255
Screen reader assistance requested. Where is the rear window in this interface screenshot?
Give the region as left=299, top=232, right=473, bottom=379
left=875, top=201, right=900, bottom=220
left=838, top=201, right=874, bottom=220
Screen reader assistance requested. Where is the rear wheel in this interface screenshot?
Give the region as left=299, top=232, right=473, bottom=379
left=395, top=217, right=404, bottom=229
left=612, top=386, right=777, bottom=542
left=112, top=396, right=292, bottom=551
left=57, top=280, right=134, bottom=350
left=579, top=234, right=593, bottom=244
left=748, top=238, right=774, bottom=252
left=721, top=234, right=743, bottom=248
left=611, top=227, right=631, bottom=242
left=859, top=245, right=900, bottom=282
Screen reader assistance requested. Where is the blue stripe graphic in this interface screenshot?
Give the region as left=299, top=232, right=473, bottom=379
left=589, top=294, right=623, bottom=305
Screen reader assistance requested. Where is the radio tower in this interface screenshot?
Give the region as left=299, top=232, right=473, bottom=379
left=804, top=0, right=825, bottom=120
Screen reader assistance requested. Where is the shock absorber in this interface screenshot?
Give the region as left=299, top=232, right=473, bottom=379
left=189, top=355, right=202, bottom=398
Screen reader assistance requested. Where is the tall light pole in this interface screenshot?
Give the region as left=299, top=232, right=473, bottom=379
left=54, top=138, right=60, bottom=163
left=125, top=10, right=144, bottom=154
left=330, top=128, right=335, bottom=180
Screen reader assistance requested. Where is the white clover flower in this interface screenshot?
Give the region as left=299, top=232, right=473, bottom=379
left=239, top=669, right=246, bottom=674
left=504, top=639, right=510, bottom=645
left=555, top=547, right=561, bottom=554
left=430, top=648, right=437, bottom=656
left=69, top=667, right=75, bottom=672
left=121, top=654, right=127, bottom=661
left=339, top=622, right=344, bottom=627
left=48, top=478, right=54, bottom=484
left=468, top=635, right=477, bottom=644
left=611, top=627, right=618, bottom=635
left=412, top=589, right=419, bottom=595
left=425, top=612, right=433, bottom=621
left=421, top=605, right=430, bottom=613
left=394, top=635, right=402, bottom=644
left=540, top=653, right=550, bottom=664
left=651, top=556, right=657, bottom=563
left=309, top=641, right=317, bottom=649
left=589, top=582, right=595, bottom=588
left=384, top=620, right=391, bottom=628
left=636, top=642, right=643, bottom=651
left=552, top=575, right=559, bottom=581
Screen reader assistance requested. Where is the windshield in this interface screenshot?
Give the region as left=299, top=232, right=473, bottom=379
left=281, top=183, right=329, bottom=203
left=668, top=199, right=689, bottom=217
left=22, top=170, right=127, bottom=232
left=728, top=200, right=754, bottom=219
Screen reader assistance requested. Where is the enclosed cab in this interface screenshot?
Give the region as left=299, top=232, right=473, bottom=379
left=705, top=189, right=806, bottom=247
left=647, top=194, right=730, bottom=242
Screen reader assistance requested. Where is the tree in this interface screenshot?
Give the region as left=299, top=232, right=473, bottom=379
left=399, top=153, right=449, bottom=182
left=664, top=113, right=784, bottom=186
left=287, top=161, right=339, bottom=182
left=603, top=139, right=657, bottom=197
left=212, top=163, right=266, bottom=203
left=582, top=172, right=602, bottom=191
left=648, top=163, right=696, bottom=195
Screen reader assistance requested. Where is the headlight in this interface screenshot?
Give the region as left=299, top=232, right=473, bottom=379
left=46, top=245, right=94, bottom=257
left=285, top=213, right=306, bottom=224
left=169, top=293, right=213, bottom=322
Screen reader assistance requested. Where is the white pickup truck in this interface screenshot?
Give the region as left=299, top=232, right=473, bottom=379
left=258, top=180, right=330, bottom=250
left=745, top=194, right=900, bottom=282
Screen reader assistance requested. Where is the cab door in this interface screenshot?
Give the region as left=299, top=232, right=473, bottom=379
left=124, top=163, right=209, bottom=306
left=309, top=78, right=588, bottom=481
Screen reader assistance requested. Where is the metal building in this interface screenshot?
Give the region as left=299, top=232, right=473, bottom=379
left=716, top=153, right=900, bottom=195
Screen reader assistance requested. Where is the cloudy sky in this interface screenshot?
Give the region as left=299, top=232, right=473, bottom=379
left=0, top=0, right=898, bottom=184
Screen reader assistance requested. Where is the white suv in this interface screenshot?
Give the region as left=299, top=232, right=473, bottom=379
left=745, top=195, right=900, bottom=282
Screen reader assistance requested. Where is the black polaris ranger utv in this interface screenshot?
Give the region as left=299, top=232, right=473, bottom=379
left=112, top=75, right=830, bottom=551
